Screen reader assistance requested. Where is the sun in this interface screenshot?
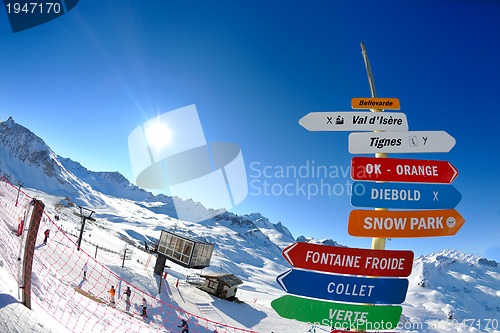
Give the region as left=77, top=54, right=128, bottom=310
left=145, top=121, right=172, bottom=151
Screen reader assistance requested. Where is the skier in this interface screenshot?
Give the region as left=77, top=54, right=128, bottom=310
left=43, top=229, right=50, bottom=245
left=141, top=297, right=147, bottom=317
left=83, top=263, right=88, bottom=278
left=124, top=286, right=131, bottom=304
left=178, top=319, right=189, bottom=333
left=108, top=286, right=116, bottom=305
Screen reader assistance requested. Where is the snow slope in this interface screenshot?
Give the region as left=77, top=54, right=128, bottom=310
left=1, top=186, right=499, bottom=333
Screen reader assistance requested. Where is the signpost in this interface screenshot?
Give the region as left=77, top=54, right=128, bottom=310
left=351, top=157, right=459, bottom=183
left=348, top=209, right=465, bottom=238
left=275, top=44, right=465, bottom=332
left=271, top=295, right=402, bottom=330
left=351, top=181, right=462, bottom=209
left=299, top=112, right=408, bottom=131
left=282, top=242, right=414, bottom=277
left=348, top=131, right=456, bottom=154
left=351, top=98, right=401, bottom=110
left=277, top=269, right=409, bottom=304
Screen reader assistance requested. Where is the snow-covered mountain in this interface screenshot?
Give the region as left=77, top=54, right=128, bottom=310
left=295, top=235, right=345, bottom=247
left=0, top=117, right=83, bottom=198
left=0, top=117, right=297, bottom=269
left=406, top=250, right=500, bottom=319
left=401, top=249, right=500, bottom=332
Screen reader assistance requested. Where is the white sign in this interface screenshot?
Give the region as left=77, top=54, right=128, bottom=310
left=348, top=131, right=456, bottom=154
left=299, top=112, right=408, bottom=131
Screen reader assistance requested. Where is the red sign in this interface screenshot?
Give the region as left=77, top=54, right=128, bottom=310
left=282, top=242, right=414, bottom=277
left=351, top=157, right=459, bottom=183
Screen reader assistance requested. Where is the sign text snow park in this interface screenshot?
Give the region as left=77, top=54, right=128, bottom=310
left=349, top=209, right=465, bottom=238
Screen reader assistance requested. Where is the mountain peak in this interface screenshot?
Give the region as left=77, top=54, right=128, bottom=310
left=296, top=235, right=345, bottom=247
left=4, top=116, right=15, bottom=128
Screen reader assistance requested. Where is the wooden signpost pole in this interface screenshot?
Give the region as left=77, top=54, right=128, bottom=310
left=360, top=42, right=387, bottom=253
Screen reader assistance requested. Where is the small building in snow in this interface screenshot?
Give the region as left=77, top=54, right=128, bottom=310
left=197, top=273, right=243, bottom=301
left=155, top=230, right=214, bottom=273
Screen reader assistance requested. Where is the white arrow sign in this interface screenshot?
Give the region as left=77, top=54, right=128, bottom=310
left=299, top=112, right=408, bottom=131
left=349, top=130, right=456, bottom=154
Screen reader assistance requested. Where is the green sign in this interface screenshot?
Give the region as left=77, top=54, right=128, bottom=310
left=271, top=295, right=402, bottom=330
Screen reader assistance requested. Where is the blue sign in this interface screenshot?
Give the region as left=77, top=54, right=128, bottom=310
left=277, top=269, right=408, bottom=305
left=351, top=181, right=462, bottom=209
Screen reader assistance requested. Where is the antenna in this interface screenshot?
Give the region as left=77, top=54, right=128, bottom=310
left=360, top=42, right=377, bottom=98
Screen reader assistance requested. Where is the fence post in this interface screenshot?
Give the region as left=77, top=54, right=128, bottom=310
left=21, top=199, right=45, bottom=309
left=122, top=248, right=127, bottom=268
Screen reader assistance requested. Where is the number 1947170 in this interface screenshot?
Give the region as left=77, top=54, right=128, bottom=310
left=5, top=2, right=62, bottom=14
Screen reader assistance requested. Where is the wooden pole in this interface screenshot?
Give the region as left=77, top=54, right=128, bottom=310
left=21, top=199, right=45, bottom=309
left=122, top=248, right=127, bottom=268
left=360, top=42, right=387, bottom=252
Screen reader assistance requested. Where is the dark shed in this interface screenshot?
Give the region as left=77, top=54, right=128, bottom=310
left=198, top=273, right=243, bottom=300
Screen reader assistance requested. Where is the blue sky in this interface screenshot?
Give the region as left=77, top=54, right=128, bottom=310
left=1, top=1, right=499, bottom=261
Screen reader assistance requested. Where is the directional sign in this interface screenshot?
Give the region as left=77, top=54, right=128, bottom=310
left=349, top=209, right=465, bottom=238
left=282, top=242, right=414, bottom=277
left=277, top=269, right=409, bottom=304
left=272, top=295, right=402, bottom=330
left=348, top=131, right=456, bottom=154
left=299, top=112, right=408, bottom=131
left=351, top=98, right=401, bottom=110
left=351, top=181, right=462, bottom=209
left=351, top=157, right=459, bottom=183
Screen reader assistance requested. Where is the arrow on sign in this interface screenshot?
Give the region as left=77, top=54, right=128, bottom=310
left=348, top=131, right=456, bottom=154
left=348, top=209, right=465, bottom=238
left=282, top=242, right=414, bottom=277
left=277, top=269, right=409, bottom=304
left=271, top=295, right=402, bottom=329
left=299, top=112, right=408, bottom=131
left=351, top=181, right=462, bottom=209
left=351, top=157, right=459, bottom=183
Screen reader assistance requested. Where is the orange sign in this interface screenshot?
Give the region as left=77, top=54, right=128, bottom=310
left=351, top=98, right=400, bottom=110
left=348, top=209, right=465, bottom=238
